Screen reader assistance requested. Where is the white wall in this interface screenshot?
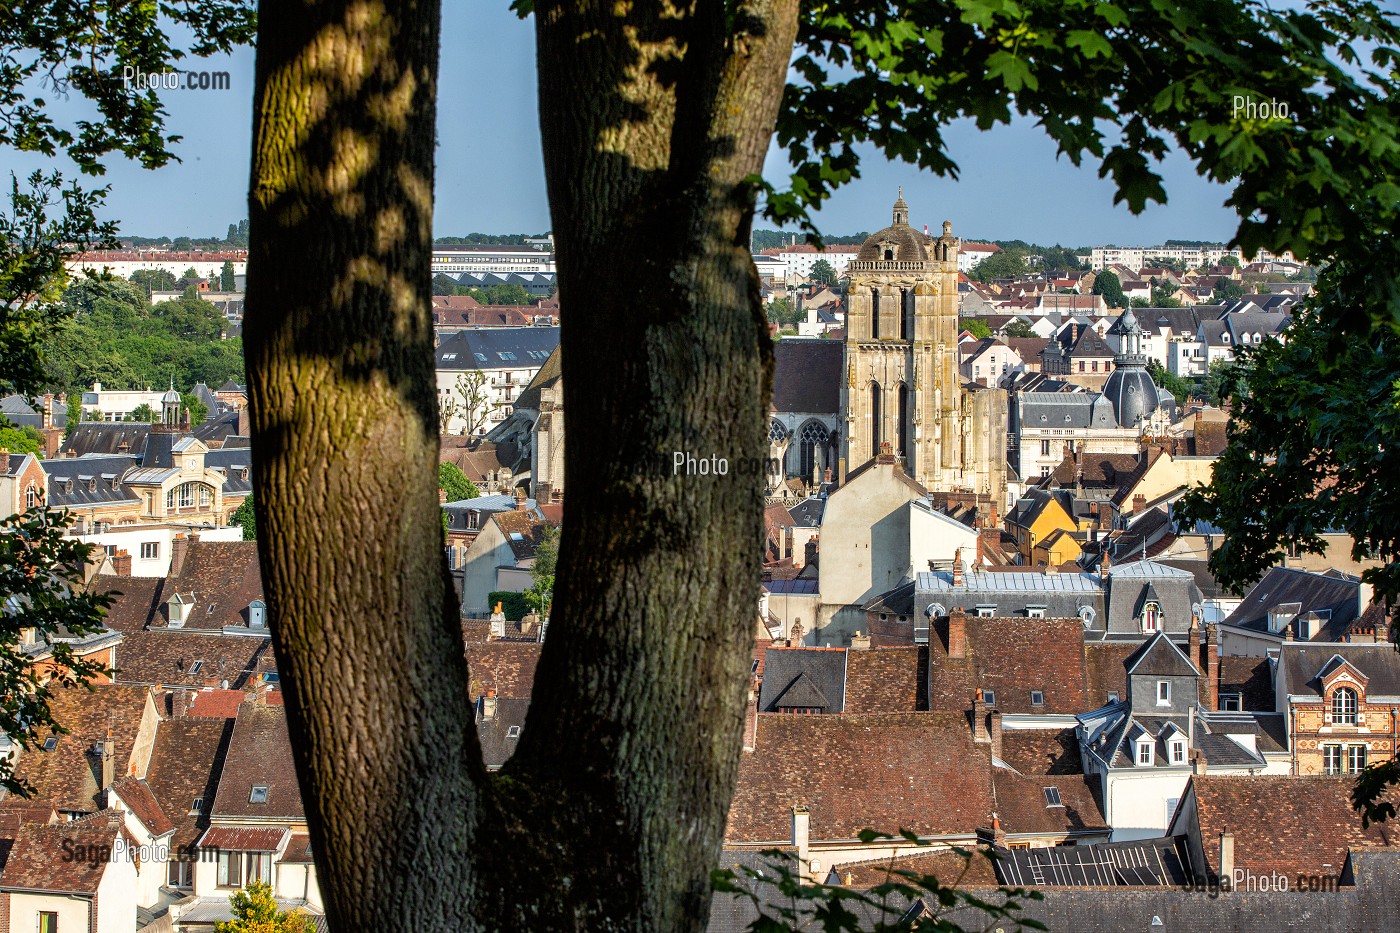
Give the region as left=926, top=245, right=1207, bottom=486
left=79, top=524, right=244, bottom=577
left=95, top=849, right=139, bottom=933
left=9, top=892, right=93, bottom=933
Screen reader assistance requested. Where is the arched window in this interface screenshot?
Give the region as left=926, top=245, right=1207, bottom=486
left=24, top=485, right=37, bottom=510
left=869, top=383, right=882, bottom=455
left=1332, top=687, right=1358, bottom=725
left=897, top=384, right=909, bottom=463
left=926, top=603, right=947, bottom=619
left=883, top=248, right=893, bottom=261
left=870, top=288, right=881, bottom=339
left=1078, top=606, right=1097, bottom=627
left=769, top=419, right=787, bottom=443
left=1141, top=601, right=1161, bottom=633
left=166, top=482, right=213, bottom=511
left=799, top=421, right=829, bottom=481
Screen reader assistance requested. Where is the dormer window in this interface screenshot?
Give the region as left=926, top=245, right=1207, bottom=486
left=1137, top=740, right=1153, bottom=766
left=248, top=599, right=266, bottom=629
left=189, top=797, right=204, bottom=815
left=1332, top=687, right=1358, bottom=725
left=1157, top=680, right=1171, bottom=706
left=1170, top=738, right=1186, bottom=764
left=1141, top=601, right=1161, bottom=633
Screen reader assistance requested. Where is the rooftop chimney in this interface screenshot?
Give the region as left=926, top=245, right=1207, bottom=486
left=1219, top=830, right=1235, bottom=887
left=792, top=806, right=812, bottom=878
left=110, top=549, right=132, bottom=576
left=952, top=548, right=964, bottom=586
left=948, top=607, right=967, bottom=659
left=1207, top=623, right=1220, bottom=709
left=990, top=710, right=1003, bottom=761
left=1132, top=493, right=1147, bottom=515
left=170, top=533, right=190, bottom=576
left=481, top=688, right=498, bottom=721
left=973, top=689, right=989, bottom=742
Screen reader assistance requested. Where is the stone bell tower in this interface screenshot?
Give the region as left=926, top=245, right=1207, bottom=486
left=839, top=190, right=962, bottom=491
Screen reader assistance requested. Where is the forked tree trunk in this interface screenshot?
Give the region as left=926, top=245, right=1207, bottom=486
left=245, top=1, right=796, bottom=929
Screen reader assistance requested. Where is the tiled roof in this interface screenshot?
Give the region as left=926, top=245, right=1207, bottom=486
left=1084, top=642, right=1136, bottom=706
left=771, top=338, right=841, bottom=415
left=97, top=574, right=166, bottom=633
left=465, top=642, right=541, bottom=699
left=1123, top=632, right=1198, bottom=677
left=1216, top=656, right=1274, bottom=711
left=727, top=713, right=994, bottom=844
left=198, top=826, right=289, bottom=852
left=109, top=776, right=174, bottom=837
left=829, top=847, right=1000, bottom=888
left=1048, top=452, right=1142, bottom=489
left=927, top=616, right=1090, bottom=715
left=158, top=540, right=264, bottom=630
left=115, top=630, right=273, bottom=689
left=1188, top=776, right=1400, bottom=880
left=843, top=647, right=925, bottom=713
left=10, top=684, right=153, bottom=814
left=998, top=728, right=1083, bottom=776
left=210, top=705, right=303, bottom=821
left=476, top=697, right=529, bottom=770
left=184, top=688, right=283, bottom=719
left=492, top=509, right=559, bottom=561
left=143, top=717, right=232, bottom=851
left=992, top=769, right=1106, bottom=836
left=434, top=326, right=560, bottom=371
left=0, top=812, right=128, bottom=894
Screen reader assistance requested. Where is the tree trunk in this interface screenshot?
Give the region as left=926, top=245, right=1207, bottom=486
left=246, top=0, right=796, bottom=928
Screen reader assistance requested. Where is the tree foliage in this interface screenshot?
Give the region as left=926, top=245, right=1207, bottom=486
left=960, top=318, right=991, bottom=339
left=231, top=495, right=257, bottom=541
left=39, top=279, right=243, bottom=391
left=969, top=250, right=1028, bottom=283
left=1092, top=270, right=1127, bottom=309
left=0, top=421, right=41, bottom=453
left=1003, top=320, right=1037, bottom=339
left=1212, top=277, right=1246, bottom=301
left=808, top=258, right=837, bottom=286
left=524, top=525, right=559, bottom=619
left=1145, top=359, right=1194, bottom=406
left=438, top=461, right=479, bottom=503
left=130, top=269, right=179, bottom=296
left=213, top=880, right=312, bottom=933
left=0, top=507, right=113, bottom=795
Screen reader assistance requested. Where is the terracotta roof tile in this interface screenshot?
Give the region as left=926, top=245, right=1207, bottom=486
left=830, top=847, right=1000, bottom=888
left=102, top=576, right=165, bottom=633
left=1190, top=776, right=1400, bottom=880
left=727, top=713, right=994, bottom=844
left=465, top=642, right=541, bottom=699
left=1216, top=656, right=1274, bottom=711
left=843, top=647, right=924, bottom=713
left=109, top=776, right=174, bottom=837
left=0, top=812, right=127, bottom=894
left=993, top=770, right=1106, bottom=836
left=928, top=616, right=1089, bottom=714
left=115, top=631, right=274, bottom=689
left=143, top=718, right=233, bottom=851
left=10, top=684, right=154, bottom=814
left=158, top=540, right=264, bottom=630
left=1084, top=642, right=1136, bottom=707
left=198, top=826, right=288, bottom=851
left=210, top=705, right=302, bottom=821
left=998, top=728, right=1083, bottom=776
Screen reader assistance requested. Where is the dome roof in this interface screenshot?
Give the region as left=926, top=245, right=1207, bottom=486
left=1101, top=362, right=1159, bottom=428
left=856, top=190, right=930, bottom=263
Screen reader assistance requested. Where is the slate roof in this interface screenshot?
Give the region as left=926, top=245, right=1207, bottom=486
left=434, top=326, right=560, bottom=371
left=1186, top=776, right=1400, bottom=881
left=41, top=455, right=139, bottom=508
left=0, top=394, right=67, bottom=430
left=787, top=497, right=824, bottom=527
left=727, top=713, right=994, bottom=843
left=1123, top=631, right=1198, bottom=677
left=57, top=424, right=151, bottom=458
left=142, top=717, right=233, bottom=851
left=1278, top=644, right=1400, bottom=701
left=114, top=630, right=273, bottom=689
left=926, top=616, right=1090, bottom=714
left=464, top=641, right=541, bottom=699
left=758, top=648, right=847, bottom=713
left=1105, top=560, right=1202, bottom=635
left=1223, top=567, right=1361, bottom=640
left=209, top=705, right=303, bottom=821
left=509, top=346, right=562, bottom=411
left=992, top=836, right=1192, bottom=887
left=9, top=684, right=152, bottom=814
left=771, top=338, right=842, bottom=415
left=476, top=697, right=529, bottom=771
left=916, top=568, right=1105, bottom=623
left=1018, top=392, right=1119, bottom=430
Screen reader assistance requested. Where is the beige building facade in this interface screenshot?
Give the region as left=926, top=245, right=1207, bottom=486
left=840, top=193, right=1006, bottom=502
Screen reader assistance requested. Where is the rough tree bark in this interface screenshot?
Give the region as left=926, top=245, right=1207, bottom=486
left=245, top=0, right=796, bottom=929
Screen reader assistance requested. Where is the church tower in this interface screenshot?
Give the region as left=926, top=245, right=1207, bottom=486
left=839, top=191, right=963, bottom=490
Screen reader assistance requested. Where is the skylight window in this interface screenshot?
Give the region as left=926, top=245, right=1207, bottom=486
left=189, top=660, right=204, bottom=674
left=506, top=726, right=521, bottom=739
left=190, top=797, right=204, bottom=815
left=1043, top=787, right=1063, bottom=807
left=474, top=353, right=487, bottom=362
left=1030, top=690, right=1045, bottom=707
left=442, top=353, right=457, bottom=361
left=42, top=736, right=57, bottom=751
left=249, top=785, right=269, bottom=804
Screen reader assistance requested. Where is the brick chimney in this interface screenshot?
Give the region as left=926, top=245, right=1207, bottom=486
left=481, top=687, right=498, bottom=721
left=1100, top=552, right=1111, bottom=582
left=110, top=549, right=132, bottom=576
left=40, top=393, right=53, bottom=431
left=514, top=489, right=528, bottom=511
left=170, top=533, right=190, bottom=576
left=1132, top=493, right=1147, bottom=515
left=1188, top=616, right=1201, bottom=667
left=952, top=548, right=964, bottom=586
left=948, top=607, right=967, bottom=659
left=1207, top=623, right=1220, bottom=710
left=990, top=710, right=1003, bottom=761
left=972, top=689, right=989, bottom=742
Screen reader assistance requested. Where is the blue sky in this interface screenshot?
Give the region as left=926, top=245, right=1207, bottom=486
left=0, top=5, right=1240, bottom=246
